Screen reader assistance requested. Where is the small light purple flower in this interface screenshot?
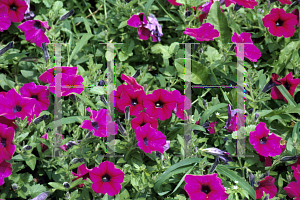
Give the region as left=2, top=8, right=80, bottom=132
left=146, top=14, right=163, bottom=42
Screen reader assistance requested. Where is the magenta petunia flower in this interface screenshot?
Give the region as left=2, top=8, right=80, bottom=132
left=284, top=181, right=300, bottom=199
left=278, top=0, right=291, bottom=4
left=168, top=0, right=182, bottom=6
left=259, top=144, right=286, bottom=167
left=0, top=123, right=15, bottom=163
left=0, top=116, right=17, bottom=130
left=80, top=107, right=118, bottom=138
left=48, top=73, right=84, bottom=97
left=120, top=74, right=143, bottom=91
left=224, top=105, right=246, bottom=133
left=0, top=160, right=12, bottom=186
left=157, top=140, right=170, bottom=160
left=184, top=174, right=229, bottom=200
left=72, top=163, right=92, bottom=188
left=292, top=9, right=299, bottom=28
left=20, top=82, right=49, bottom=113
left=249, top=122, right=282, bottom=157
left=145, top=14, right=163, bottom=42
left=39, top=66, right=78, bottom=84
left=109, top=84, right=126, bottom=113
left=0, top=5, right=10, bottom=32
left=262, top=73, right=282, bottom=93
left=135, top=123, right=166, bottom=154
left=171, top=90, right=191, bottom=120
left=89, top=161, right=125, bottom=196
left=127, top=13, right=151, bottom=40
left=271, top=71, right=300, bottom=103
left=0, top=0, right=27, bottom=22
left=255, top=176, right=277, bottom=199
left=192, top=2, right=224, bottom=23
left=262, top=8, right=298, bottom=38
left=40, top=133, right=67, bottom=153
left=231, top=32, right=261, bottom=62
left=131, top=112, right=158, bottom=130
left=18, top=20, right=51, bottom=47
left=0, top=88, right=36, bottom=121
left=195, top=119, right=217, bottom=134
left=234, top=0, right=257, bottom=9
left=142, top=89, right=176, bottom=121
left=183, top=23, right=219, bottom=42
left=292, top=165, right=300, bottom=183
left=225, top=0, right=236, bottom=7
left=117, top=85, right=146, bottom=116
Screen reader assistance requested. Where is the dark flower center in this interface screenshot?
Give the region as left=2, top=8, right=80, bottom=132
left=139, top=14, right=144, bottom=22
left=260, top=137, right=267, bottom=144
left=82, top=173, right=90, bottom=180
left=131, top=99, right=138, bottom=106
left=284, top=82, right=290, bottom=90
left=102, top=174, right=111, bottom=182
left=140, top=122, right=146, bottom=126
left=10, top=4, right=17, bottom=11
left=13, top=105, right=22, bottom=113
left=201, top=185, right=211, bottom=194
left=155, top=101, right=163, bottom=108
left=92, top=121, right=99, bottom=130
left=31, top=94, right=39, bottom=100
left=34, top=21, right=46, bottom=32
left=1, top=138, right=7, bottom=148
left=275, top=19, right=284, bottom=27
left=143, top=137, right=148, bottom=146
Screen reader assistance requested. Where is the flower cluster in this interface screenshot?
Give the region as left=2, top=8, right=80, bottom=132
left=127, top=13, right=163, bottom=42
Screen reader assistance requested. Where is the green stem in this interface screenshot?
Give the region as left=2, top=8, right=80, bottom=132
left=238, top=157, right=245, bottom=178
left=156, top=1, right=176, bottom=23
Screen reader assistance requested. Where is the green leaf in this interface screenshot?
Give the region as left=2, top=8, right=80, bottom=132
left=46, top=116, right=89, bottom=130
left=204, top=46, right=221, bottom=63
left=206, top=1, right=231, bottom=45
left=43, top=0, right=53, bottom=7
left=157, top=74, right=166, bottom=88
left=276, top=85, right=297, bottom=107
left=30, top=184, right=47, bottom=198
left=20, top=70, right=35, bottom=78
left=118, top=21, right=128, bottom=29
left=17, top=132, right=29, bottom=142
left=70, top=189, right=78, bottom=200
left=82, top=17, right=92, bottom=34
left=89, top=87, right=106, bottom=95
left=170, top=163, right=197, bottom=195
left=70, top=178, right=84, bottom=188
left=191, top=60, right=209, bottom=84
left=200, top=103, right=227, bottom=125
left=48, top=182, right=66, bottom=191
left=154, top=157, right=202, bottom=193
left=292, top=121, right=300, bottom=143
left=53, top=1, right=63, bottom=11
left=191, top=124, right=206, bottom=132
left=25, top=155, right=36, bottom=171
left=68, top=33, right=93, bottom=65
left=144, top=0, right=155, bottom=17
left=216, top=165, right=256, bottom=200
left=74, top=93, right=97, bottom=110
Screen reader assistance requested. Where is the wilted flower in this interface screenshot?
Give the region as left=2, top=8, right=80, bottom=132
left=60, top=9, right=75, bottom=21
left=262, top=73, right=282, bottom=93
left=63, top=182, right=70, bottom=188
left=146, top=14, right=163, bottom=42
left=202, top=147, right=233, bottom=164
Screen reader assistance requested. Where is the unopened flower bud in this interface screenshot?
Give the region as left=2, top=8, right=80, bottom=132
left=116, top=119, right=127, bottom=136
left=203, top=99, right=207, bottom=108
left=100, top=95, right=107, bottom=106
left=280, top=155, right=299, bottom=161
left=41, top=43, right=49, bottom=63
left=63, top=182, right=70, bottom=188
left=125, top=106, right=130, bottom=120
left=132, top=69, right=141, bottom=78
left=0, top=42, right=13, bottom=57
left=249, top=172, right=255, bottom=188
left=72, top=158, right=84, bottom=164
left=254, top=113, right=259, bottom=122
left=209, top=156, right=219, bottom=173
left=185, top=10, right=193, bottom=17
left=23, top=145, right=32, bottom=150
left=85, top=130, right=94, bottom=139
left=98, top=80, right=105, bottom=86
left=60, top=9, right=75, bottom=21
left=12, top=183, right=17, bottom=190
left=33, top=114, right=49, bottom=124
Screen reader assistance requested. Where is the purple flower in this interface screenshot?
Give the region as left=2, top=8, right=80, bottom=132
left=18, top=20, right=51, bottom=47
left=0, top=160, right=12, bottom=186
left=0, top=4, right=11, bottom=32
left=127, top=13, right=151, bottom=40
left=224, top=104, right=246, bottom=132
left=146, top=14, right=163, bottom=42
